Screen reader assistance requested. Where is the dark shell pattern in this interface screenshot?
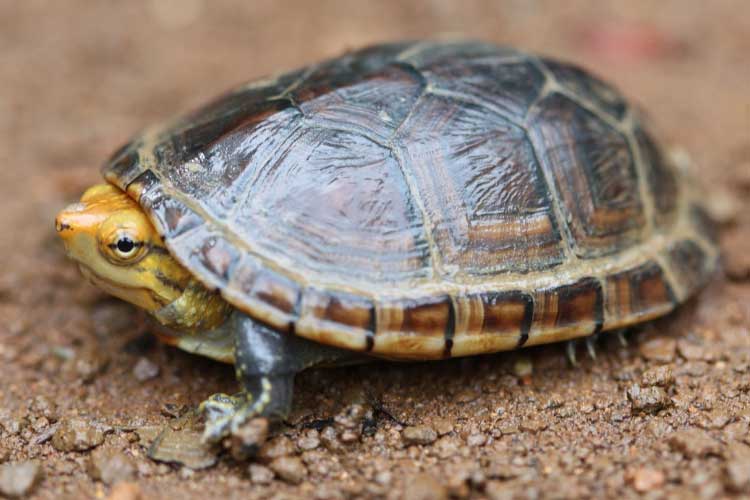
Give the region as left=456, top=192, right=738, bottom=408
left=104, top=41, right=718, bottom=360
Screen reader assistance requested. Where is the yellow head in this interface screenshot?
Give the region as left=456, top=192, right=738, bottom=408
left=56, top=184, right=230, bottom=332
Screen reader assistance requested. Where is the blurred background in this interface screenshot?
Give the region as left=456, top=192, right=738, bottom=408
left=1, top=1, right=749, bottom=498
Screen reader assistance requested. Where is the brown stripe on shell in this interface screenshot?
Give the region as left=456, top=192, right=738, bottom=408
left=526, top=277, right=603, bottom=347
left=604, top=261, right=676, bottom=330
left=433, top=290, right=535, bottom=358
left=480, top=290, right=535, bottom=347
left=295, top=288, right=374, bottom=352
left=246, top=270, right=301, bottom=325
left=374, top=295, right=453, bottom=358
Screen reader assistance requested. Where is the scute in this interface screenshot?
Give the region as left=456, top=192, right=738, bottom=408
left=542, top=59, right=628, bottom=120
left=103, top=41, right=719, bottom=359
left=394, top=93, right=565, bottom=274
left=527, top=92, right=644, bottom=257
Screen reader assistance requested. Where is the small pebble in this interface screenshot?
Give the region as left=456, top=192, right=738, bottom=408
left=724, top=443, right=750, bottom=491
left=723, top=421, right=750, bottom=443
left=513, top=356, right=533, bottom=378
left=52, top=417, right=105, bottom=452
left=628, top=467, right=665, bottom=492
left=269, top=456, right=307, bottom=484
left=132, top=357, right=160, bottom=382
left=676, top=339, right=712, bottom=362
left=0, top=461, right=42, bottom=498
left=160, top=403, right=186, bottom=419
left=107, top=482, right=142, bottom=500
left=466, top=433, right=487, bottom=447
left=638, top=337, right=676, bottom=363
left=339, top=429, right=361, bottom=443
left=403, top=473, right=448, bottom=500
left=0, top=415, right=27, bottom=436
left=433, top=418, right=454, bottom=436
left=375, top=470, right=392, bottom=486
left=73, top=348, right=110, bottom=383
left=723, top=227, right=750, bottom=281
left=229, top=418, right=268, bottom=461
left=258, top=436, right=296, bottom=463
left=455, top=389, right=478, bottom=404
left=87, top=448, right=136, bottom=484
left=334, top=404, right=369, bottom=430
left=668, top=429, right=722, bottom=458
left=29, top=395, right=58, bottom=421
left=402, top=425, right=438, bottom=446
left=296, top=429, right=320, bottom=451
left=520, top=418, right=548, bottom=433
left=694, top=410, right=731, bottom=430
left=320, top=426, right=341, bottom=451
left=627, top=384, right=671, bottom=414
left=248, top=463, right=274, bottom=484
left=641, top=365, right=675, bottom=387
left=178, top=467, right=194, bottom=479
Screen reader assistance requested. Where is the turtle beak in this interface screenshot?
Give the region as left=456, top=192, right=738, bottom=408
left=55, top=203, right=85, bottom=234
left=55, top=201, right=104, bottom=257
left=55, top=203, right=87, bottom=251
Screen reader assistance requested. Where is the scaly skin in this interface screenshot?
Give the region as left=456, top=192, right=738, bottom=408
left=55, top=184, right=230, bottom=333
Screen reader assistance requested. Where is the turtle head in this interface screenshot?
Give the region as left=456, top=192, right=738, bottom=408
left=55, top=184, right=229, bottom=331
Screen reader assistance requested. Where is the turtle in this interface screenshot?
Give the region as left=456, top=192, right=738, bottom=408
left=55, top=40, right=718, bottom=442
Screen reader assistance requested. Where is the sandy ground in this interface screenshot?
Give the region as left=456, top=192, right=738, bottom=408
left=1, top=1, right=749, bottom=498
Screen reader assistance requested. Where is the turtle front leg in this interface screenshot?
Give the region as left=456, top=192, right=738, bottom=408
left=201, top=312, right=354, bottom=443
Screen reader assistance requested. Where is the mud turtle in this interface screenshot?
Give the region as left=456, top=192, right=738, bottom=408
left=56, top=41, right=718, bottom=441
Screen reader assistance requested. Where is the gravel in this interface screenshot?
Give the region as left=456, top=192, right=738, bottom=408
left=248, top=464, right=275, bottom=484
left=228, top=418, right=269, bottom=461
left=402, top=425, right=438, bottom=445
left=638, top=337, right=677, bottom=363
left=268, top=456, right=307, bottom=484
left=132, top=357, right=160, bottom=382
left=0, top=461, right=42, bottom=498
left=668, top=429, right=723, bottom=458
left=87, top=448, right=136, bottom=484
left=52, top=418, right=105, bottom=452
left=627, top=384, right=672, bottom=414
left=258, top=436, right=296, bottom=463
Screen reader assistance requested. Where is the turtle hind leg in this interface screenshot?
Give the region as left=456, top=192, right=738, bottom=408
left=201, top=312, right=354, bottom=443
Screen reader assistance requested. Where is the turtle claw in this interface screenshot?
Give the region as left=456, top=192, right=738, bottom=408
left=200, top=377, right=275, bottom=443
left=585, top=334, right=599, bottom=360
left=616, top=330, right=628, bottom=347
left=201, top=393, right=240, bottom=443
left=567, top=333, right=600, bottom=366
left=566, top=340, right=578, bottom=367
left=200, top=392, right=261, bottom=443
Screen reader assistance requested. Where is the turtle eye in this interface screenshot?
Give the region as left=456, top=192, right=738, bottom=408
left=115, top=236, right=137, bottom=257
left=106, top=233, right=146, bottom=263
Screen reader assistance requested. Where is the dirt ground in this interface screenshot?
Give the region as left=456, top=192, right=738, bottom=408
left=1, top=1, right=749, bottom=498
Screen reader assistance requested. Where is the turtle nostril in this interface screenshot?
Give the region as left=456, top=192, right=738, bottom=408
left=55, top=215, right=74, bottom=234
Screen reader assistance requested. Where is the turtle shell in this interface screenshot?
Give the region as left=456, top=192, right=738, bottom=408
left=104, top=41, right=718, bottom=360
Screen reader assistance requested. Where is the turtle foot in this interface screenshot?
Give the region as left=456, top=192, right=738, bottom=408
left=200, top=389, right=270, bottom=444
